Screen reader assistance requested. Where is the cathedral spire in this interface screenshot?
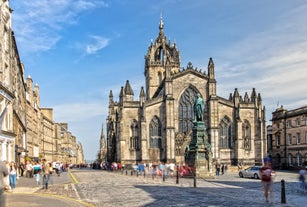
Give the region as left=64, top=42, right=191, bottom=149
left=159, top=12, right=164, bottom=33
left=157, top=12, right=166, bottom=43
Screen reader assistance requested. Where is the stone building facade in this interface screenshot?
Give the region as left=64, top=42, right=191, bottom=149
left=25, top=77, right=83, bottom=163
left=0, top=0, right=85, bottom=164
left=271, top=105, right=307, bottom=169
left=76, top=141, right=85, bottom=165
left=57, top=123, right=78, bottom=164
left=106, top=18, right=267, bottom=166
left=0, top=0, right=27, bottom=163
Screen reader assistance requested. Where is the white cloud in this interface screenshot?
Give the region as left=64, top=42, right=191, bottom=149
left=214, top=3, right=307, bottom=121
left=85, top=36, right=110, bottom=55
left=53, top=102, right=106, bottom=123
left=11, top=0, right=108, bottom=54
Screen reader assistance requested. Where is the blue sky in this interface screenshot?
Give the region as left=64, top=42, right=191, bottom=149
left=10, top=0, right=307, bottom=161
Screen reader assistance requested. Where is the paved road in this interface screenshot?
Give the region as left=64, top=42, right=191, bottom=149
left=5, top=168, right=307, bottom=207
left=6, top=193, right=85, bottom=207
left=5, top=171, right=87, bottom=207
left=73, top=169, right=307, bottom=207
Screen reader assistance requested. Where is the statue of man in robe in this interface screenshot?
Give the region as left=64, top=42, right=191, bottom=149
left=194, top=93, right=205, bottom=122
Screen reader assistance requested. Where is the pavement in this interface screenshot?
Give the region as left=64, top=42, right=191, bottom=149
left=4, top=170, right=90, bottom=207
left=3, top=169, right=307, bottom=207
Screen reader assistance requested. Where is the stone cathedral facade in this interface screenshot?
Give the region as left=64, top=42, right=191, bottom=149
left=106, top=18, right=267, bottom=166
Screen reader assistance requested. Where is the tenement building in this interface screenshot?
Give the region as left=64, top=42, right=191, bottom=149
left=0, top=0, right=27, bottom=163
left=271, top=105, right=307, bottom=169
left=106, top=17, right=267, bottom=166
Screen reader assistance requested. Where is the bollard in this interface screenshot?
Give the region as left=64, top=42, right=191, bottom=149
left=126, top=170, right=127, bottom=175
left=163, top=173, right=165, bottom=182
left=281, top=179, right=286, bottom=203
left=176, top=170, right=179, bottom=184
left=137, top=171, right=139, bottom=177
left=131, top=170, right=133, bottom=176
left=144, top=171, right=146, bottom=178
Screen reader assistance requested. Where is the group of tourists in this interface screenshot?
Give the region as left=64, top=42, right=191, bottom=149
left=99, top=161, right=195, bottom=178
left=0, top=159, right=66, bottom=193
left=25, top=159, right=66, bottom=189
left=215, top=163, right=227, bottom=176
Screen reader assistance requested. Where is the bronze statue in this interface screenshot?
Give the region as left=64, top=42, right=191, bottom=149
left=194, top=93, right=205, bottom=122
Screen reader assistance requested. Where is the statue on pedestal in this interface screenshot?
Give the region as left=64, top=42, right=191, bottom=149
left=185, top=93, right=214, bottom=178
left=194, top=93, right=204, bottom=122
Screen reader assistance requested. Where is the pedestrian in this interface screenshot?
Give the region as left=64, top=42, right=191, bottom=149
left=260, top=161, right=274, bottom=203
left=221, top=164, right=224, bottom=175
left=216, top=163, right=220, bottom=176
left=298, top=168, right=306, bottom=190
left=9, top=161, right=18, bottom=191
left=25, top=160, right=33, bottom=178
left=0, top=160, right=9, bottom=207
left=42, top=159, right=52, bottom=189
left=19, top=162, right=25, bottom=177
left=33, top=161, right=41, bottom=185
left=224, top=164, right=228, bottom=174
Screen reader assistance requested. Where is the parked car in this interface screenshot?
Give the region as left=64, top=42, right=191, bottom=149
left=239, top=166, right=262, bottom=179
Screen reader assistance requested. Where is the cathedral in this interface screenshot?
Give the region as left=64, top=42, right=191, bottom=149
left=106, top=17, right=267, bottom=167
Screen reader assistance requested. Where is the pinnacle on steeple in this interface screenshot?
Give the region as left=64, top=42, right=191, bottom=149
left=251, top=88, right=257, bottom=102
left=119, top=86, right=125, bottom=97
left=234, top=88, right=239, bottom=97
left=244, top=92, right=250, bottom=103
left=257, top=93, right=262, bottom=103
left=109, top=90, right=114, bottom=104
left=124, top=80, right=134, bottom=95
left=208, top=57, right=215, bottom=79
left=139, top=86, right=145, bottom=98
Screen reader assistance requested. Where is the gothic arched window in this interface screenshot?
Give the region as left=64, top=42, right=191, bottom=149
left=242, top=120, right=251, bottom=150
left=130, top=120, right=138, bottom=150
left=219, top=117, right=232, bottom=148
left=155, top=46, right=164, bottom=62
left=149, top=116, right=162, bottom=148
left=178, top=87, right=198, bottom=134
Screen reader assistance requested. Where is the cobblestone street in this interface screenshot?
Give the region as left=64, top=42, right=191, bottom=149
left=72, top=169, right=307, bottom=207
left=6, top=168, right=307, bottom=207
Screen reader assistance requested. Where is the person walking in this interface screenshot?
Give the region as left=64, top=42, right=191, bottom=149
left=221, top=164, right=225, bottom=175
left=33, top=161, right=41, bottom=185
left=298, top=168, right=306, bottom=190
left=216, top=163, right=221, bottom=176
left=9, top=161, right=18, bottom=191
left=42, top=159, right=52, bottom=189
left=0, top=160, right=9, bottom=206
left=260, top=161, right=274, bottom=203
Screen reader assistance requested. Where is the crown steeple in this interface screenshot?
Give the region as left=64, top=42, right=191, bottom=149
left=144, top=14, right=180, bottom=99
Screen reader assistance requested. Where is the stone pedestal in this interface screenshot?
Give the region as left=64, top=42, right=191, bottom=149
left=185, top=121, right=215, bottom=178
